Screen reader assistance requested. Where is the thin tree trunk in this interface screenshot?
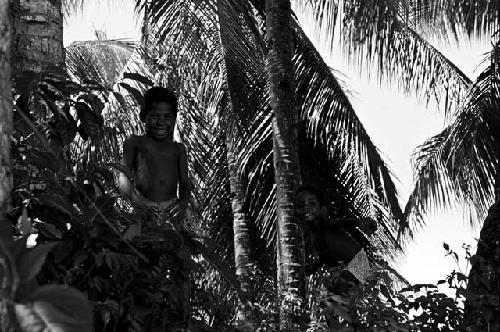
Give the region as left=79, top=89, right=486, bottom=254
left=265, top=0, right=305, bottom=330
left=226, top=126, right=255, bottom=330
left=217, top=2, right=256, bottom=326
left=12, top=0, right=64, bottom=75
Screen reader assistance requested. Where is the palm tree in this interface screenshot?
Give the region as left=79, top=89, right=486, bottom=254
left=265, top=0, right=306, bottom=329
left=217, top=1, right=261, bottom=325
left=404, top=39, right=500, bottom=331
left=137, top=0, right=408, bottom=328
left=386, top=2, right=500, bottom=329
left=0, top=0, right=12, bottom=220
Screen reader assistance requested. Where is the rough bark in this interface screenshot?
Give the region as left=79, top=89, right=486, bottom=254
left=12, top=0, right=64, bottom=75
left=0, top=1, right=15, bottom=330
left=1, top=0, right=12, bottom=221
left=265, top=0, right=305, bottom=329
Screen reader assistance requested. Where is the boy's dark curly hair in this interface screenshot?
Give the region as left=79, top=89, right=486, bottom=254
left=140, top=87, right=178, bottom=122
left=296, top=185, right=327, bottom=206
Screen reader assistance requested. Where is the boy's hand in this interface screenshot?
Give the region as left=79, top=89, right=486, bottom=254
left=130, top=190, right=153, bottom=209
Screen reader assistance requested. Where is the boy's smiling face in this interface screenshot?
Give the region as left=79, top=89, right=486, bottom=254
left=296, top=191, right=326, bottom=224
left=145, top=102, right=176, bottom=140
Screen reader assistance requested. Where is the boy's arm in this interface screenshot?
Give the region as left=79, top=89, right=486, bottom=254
left=118, top=136, right=135, bottom=199
left=169, top=143, right=191, bottom=220
left=118, top=136, right=147, bottom=206
left=327, top=218, right=377, bottom=235
left=177, top=143, right=191, bottom=205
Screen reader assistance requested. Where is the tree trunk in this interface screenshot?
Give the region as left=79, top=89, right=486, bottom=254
left=1, top=0, right=12, bottom=222
left=217, top=2, right=256, bottom=327
left=11, top=0, right=70, bottom=173
left=226, top=126, right=255, bottom=330
left=464, top=165, right=500, bottom=331
left=12, top=0, right=64, bottom=75
left=0, top=1, right=15, bottom=330
left=265, top=0, right=305, bottom=330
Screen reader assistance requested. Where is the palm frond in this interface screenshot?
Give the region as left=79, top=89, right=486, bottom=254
left=297, top=0, right=472, bottom=116
left=408, top=0, right=500, bottom=40
left=405, top=40, right=500, bottom=232
left=66, top=39, right=136, bottom=89
left=231, top=18, right=405, bottom=259
left=294, top=23, right=404, bottom=253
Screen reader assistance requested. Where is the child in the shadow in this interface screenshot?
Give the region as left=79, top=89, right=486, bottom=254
left=296, top=185, right=377, bottom=288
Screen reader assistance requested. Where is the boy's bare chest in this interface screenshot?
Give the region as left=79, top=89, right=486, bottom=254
left=136, top=142, right=178, bottom=164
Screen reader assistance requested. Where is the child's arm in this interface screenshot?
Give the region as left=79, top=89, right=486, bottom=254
left=329, top=218, right=377, bottom=235
left=170, top=143, right=191, bottom=219
left=118, top=136, right=135, bottom=199
left=118, top=136, right=147, bottom=207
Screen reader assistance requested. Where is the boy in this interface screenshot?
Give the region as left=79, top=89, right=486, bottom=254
left=118, top=86, right=191, bottom=224
left=295, top=185, right=377, bottom=284
left=118, top=87, right=191, bottom=330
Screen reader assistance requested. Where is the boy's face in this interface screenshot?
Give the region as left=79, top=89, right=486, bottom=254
left=145, top=102, right=176, bottom=140
left=296, top=191, right=326, bottom=223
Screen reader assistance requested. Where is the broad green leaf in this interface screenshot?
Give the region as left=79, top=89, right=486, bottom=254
left=17, top=242, right=58, bottom=283
left=15, top=285, right=93, bottom=332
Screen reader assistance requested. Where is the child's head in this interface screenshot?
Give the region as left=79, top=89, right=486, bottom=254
left=141, top=87, right=178, bottom=139
left=295, top=185, right=328, bottom=223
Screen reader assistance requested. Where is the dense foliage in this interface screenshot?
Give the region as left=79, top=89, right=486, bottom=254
left=3, top=64, right=483, bottom=331
left=2, top=0, right=499, bottom=331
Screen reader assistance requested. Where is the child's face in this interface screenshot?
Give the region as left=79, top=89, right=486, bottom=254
left=145, top=102, right=176, bottom=139
left=296, top=191, right=325, bottom=223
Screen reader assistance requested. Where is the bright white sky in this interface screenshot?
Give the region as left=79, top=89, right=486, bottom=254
left=64, top=1, right=491, bottom=287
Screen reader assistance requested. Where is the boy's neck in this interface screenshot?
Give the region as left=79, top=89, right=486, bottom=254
left=146, top=132, right=174, bottom=142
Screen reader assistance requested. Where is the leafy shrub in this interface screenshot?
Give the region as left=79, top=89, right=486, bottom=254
left=9, top=68, right=193, bottom=331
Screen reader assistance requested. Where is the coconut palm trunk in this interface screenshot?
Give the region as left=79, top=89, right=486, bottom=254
left=11, top=0, right=70, bottom=171
left=265, top=0, right=305, bottom=329
left=12, top=0, right=64, bottom=74
left=226, top=125, right=255, bottom=328
left=217, top=4, right=257, bottom=327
